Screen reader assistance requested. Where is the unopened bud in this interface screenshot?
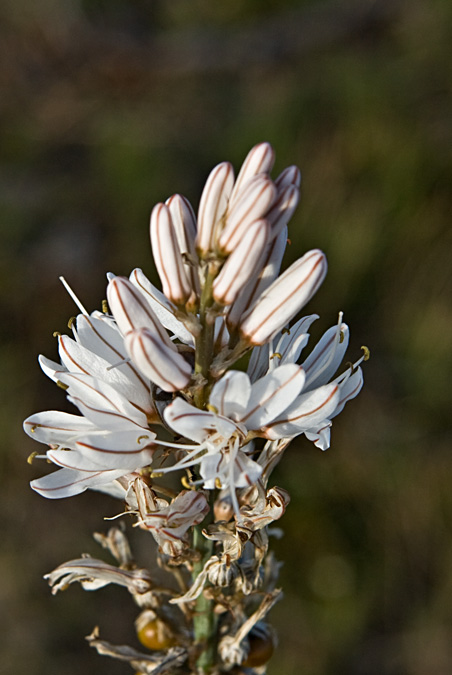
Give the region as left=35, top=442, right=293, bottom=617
left=107, top=276, right=168, bottom=343
left=219, top=176, right=276, bottom=254
left=230, top=142, right=275, bottom=204
left=150, top=202, right=192, bottom=305
left=213, top=219, right=270, bottom=306
left=239, top=249, right=327, bottom=345
left=196, top=162, right=234, bottom=256
left=125, top=328, right=192, bottom=392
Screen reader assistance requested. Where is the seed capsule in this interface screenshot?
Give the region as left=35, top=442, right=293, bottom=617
left=241, top=630, right=275, bottom=668
left=136, top=617, right=176, bottom=651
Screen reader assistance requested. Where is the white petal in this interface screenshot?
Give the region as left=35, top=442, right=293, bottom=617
left=125, top=328, right=192, bottom=392
left=240, top=364, right=306, bottom=429
left=31, top=467, right=126, bottom=499
left=130, top=268, right=195, bottom=344
left=75, top=314, right=151, bottom=399
left=229, top=142, right=275, bottom=204
left=59, top=372, right=149, bottom=430
left=209, top=371, right=251, bottom=420
left=58, top=335, right=153, bottom=414
left=239, top=249, right=327, bottom=345
left=213, top=219, right=270, bottom=305
left=263, top=383, right=340, bottom=439
left=39, top=354, right=66, bottom=382
left=218, top=176, right=276, bottom=253
left=279, top=314, right=319, bottom=365
left=150, top=202, right=192, bottom=305
left=247, top=343, right=270, bottom=383
left=303, top=323, right=350, bottom=389
left=331, top=367, right=364, bottom=419
left=304, top=422, right=332, bottom=450
left=75, top=431, right=156, bottom=470
left=47, top=447, right=117, bottom=471
left=24, top=410, right=95, bottom=445
left=164, top=397, right=236, bottom=443
left=196, top=161, right=234, bottom=255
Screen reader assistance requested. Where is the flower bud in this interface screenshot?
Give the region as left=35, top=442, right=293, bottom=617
left=266, top=184, right=299, bottom=238
left=196, top=161, right=234, bottom=256
left=218, top=176, right=276, bottom=254
left=274, top=165, right=301, bottom=189
left=213, top=219, right=270, bottom=306
left=166, top=194, right=200, bottom=295
left=107, top=276, right=169, bottom=343
left=239, top=249, right=327, bottom=345
left=150, top=202, right=192, bottom=305
left=125, top=328, right=192, bottom=392
left=227, top=226, right=287, bottom=331
left=230, top=142, right=275, bottom=204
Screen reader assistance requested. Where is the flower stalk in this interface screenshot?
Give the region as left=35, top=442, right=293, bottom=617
left=25, top=142, right=366, bottom=674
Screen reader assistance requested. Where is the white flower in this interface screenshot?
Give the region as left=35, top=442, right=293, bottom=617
left=159, top=364, right=306, bottom=514
left=248, top=313, right=366, bottom=449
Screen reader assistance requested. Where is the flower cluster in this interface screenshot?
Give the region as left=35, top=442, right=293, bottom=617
left=25, top=143, right=365, bottom=674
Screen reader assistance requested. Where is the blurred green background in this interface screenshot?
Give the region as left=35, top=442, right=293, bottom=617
left=1, top=0, right=451, bottom=673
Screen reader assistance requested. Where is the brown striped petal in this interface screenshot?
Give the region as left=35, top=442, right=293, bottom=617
left=196, top=161, right=234, bottom=256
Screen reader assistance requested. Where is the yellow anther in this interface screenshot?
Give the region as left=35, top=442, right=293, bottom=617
left=339, top=331, right=345, bottom=344
left=270, top=352, right=282, bottom=360
left=102, top=299, right=108, bottom=314
left=215, top=478, right=223, bottom=489
left=30, top=425, right=37, bottom=433
left=137, top=435, right=150, bottom=444
left=281, top=327, right=291, bottom=335
left=27, top=451, right=39, bottom=465
left=56, top=380, right=69, bottom=390
left=207, top=404, right=219, bottom=414
left=150, top=471, right=163, bottom=479
left=181, top=476, right=194, bottom=490
left=67, top=316, right=76, bottom=329
left=53, top=331, right=61, bottom=338
left=361, top=345, right=370, bottom=361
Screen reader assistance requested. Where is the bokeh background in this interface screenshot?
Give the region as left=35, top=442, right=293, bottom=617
left=1, top=0, right=451, bottom=673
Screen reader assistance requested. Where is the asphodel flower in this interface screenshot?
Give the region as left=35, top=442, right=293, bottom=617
left=25, top=141, right=364, bottom=508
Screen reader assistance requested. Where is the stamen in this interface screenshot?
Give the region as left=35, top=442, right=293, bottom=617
left=361, top=345, right=370, bottom=361
left=102, top=299, right=108, bottom=314
left=106, top=358, right=131, bottom=371
left=67, top=316, right=76, bottom=329
left=53, top=331, right=61, bottom=338
left=270, top=352, right=282, bottom=360
left=56, top=380, right=69, bottom=390
left=27, top=451, right=40, bottom=464
left=59, top=276, right=89, bottom=316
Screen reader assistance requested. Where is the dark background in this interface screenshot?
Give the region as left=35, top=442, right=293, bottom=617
left=1, top=1, right=451, bottom=673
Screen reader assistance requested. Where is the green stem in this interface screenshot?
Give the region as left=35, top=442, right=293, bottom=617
left=192, top=520, right=217, bottom=672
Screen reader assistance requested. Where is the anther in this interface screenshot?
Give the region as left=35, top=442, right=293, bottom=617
left=67, top=316, right=76, bottom=329
left=53, top=331, right=61, bottom=338
left=150, top=471, right=164, bottom=479
left=27, top=451, right=39, bottom=464
left=137, top=435, right=150, bottom=444
left=361, top=345, right=370, bottom=361
left=181, top=476, right=194, bottom=490
left=207, top=404, right=219, bottom=414
left=270, top=352, right=282, bottom=360
left=102, top=299, right=108, bottom=314
left=56, top=380, right=69, bottom=390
